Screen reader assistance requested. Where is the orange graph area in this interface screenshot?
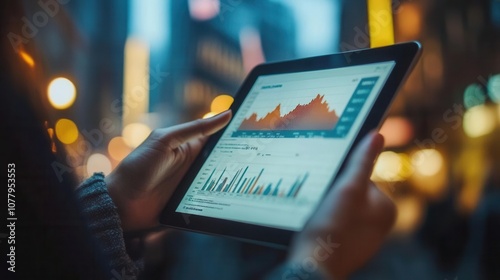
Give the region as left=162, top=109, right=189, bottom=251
left=238, top=94, right=339, bottom=131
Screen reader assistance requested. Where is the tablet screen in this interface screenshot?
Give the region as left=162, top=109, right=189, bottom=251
left=176, top=61, right=396, bottom=230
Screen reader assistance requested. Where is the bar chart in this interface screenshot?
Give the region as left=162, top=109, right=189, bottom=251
left=200, top=165, right=309, bottom=198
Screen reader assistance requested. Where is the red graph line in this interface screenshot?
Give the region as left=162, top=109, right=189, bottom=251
left=238, top=94, right=339, bottom=131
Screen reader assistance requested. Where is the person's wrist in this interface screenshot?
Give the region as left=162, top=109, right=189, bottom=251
left=104, top=171, right=131, bottom=228
left=104, top=171, right=160, bottom=231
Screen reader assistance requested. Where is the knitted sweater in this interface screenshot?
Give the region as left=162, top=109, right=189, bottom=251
left=75, top=173, right=141, bottom=278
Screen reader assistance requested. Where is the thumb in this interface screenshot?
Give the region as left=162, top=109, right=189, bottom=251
left=154, top=110, right=232, bottom=149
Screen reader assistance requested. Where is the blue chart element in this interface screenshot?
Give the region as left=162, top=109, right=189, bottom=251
left=200, top=166, right=309, bottom=198
left=232, top=76, right=380, bottom=138
left=333, top=76, right=379, bottom=137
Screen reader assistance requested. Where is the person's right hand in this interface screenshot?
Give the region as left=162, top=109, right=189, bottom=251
left=288, top=132, right=396, bottom=279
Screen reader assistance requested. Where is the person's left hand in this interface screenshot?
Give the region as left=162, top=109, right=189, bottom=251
left=105, top=110, right=232, bottom=231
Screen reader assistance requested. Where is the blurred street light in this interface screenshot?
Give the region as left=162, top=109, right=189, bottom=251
left=48, top=77, right=77, bottom=110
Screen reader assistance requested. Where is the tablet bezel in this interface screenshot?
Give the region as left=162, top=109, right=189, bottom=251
left=160, top=41, right=422, bottom=248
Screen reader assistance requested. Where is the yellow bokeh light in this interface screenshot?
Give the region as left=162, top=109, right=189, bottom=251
left=203, top=112, right=217, bottom=119
left=123, top=37, right=150, bottom=126
left=19, top=50, right=35, bottom=68
left=463, top=105, right=496, bottom=138
left=459, top=184, right=482, bottom=213
left=410, top=149, right=448, bottom=200
left=48, top=77, right=77, bottom=110
left=497, top=104, right=500, bottom=123
left=55, top=118, right=79, bottom=144
left=393, top=197, right=423, bottom=234
left=411, top=149, right=443, bottom=177
left=210, top=94, right=234, bottom=114
left=122, top=123, right=152, bottom=148
left=456, top=148, right=486, bottom=213
left=47, top=127, right=57, bottom=153
left=108, top=136, right=132, bottom=162
left=86, top=153, right=112, bottom=176
left=372, top=151, right=411, bottom=182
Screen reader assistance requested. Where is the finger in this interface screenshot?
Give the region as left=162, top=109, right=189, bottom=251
left=338, top=132, right=384, bottom=189
left=156, top=110, right=232, bottom=149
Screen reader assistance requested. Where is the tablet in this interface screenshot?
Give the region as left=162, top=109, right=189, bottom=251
left=161, top=41, right=421, bottom=247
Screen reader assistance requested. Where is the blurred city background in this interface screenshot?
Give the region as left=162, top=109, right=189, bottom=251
left=22, top=0, right=500, bottom=279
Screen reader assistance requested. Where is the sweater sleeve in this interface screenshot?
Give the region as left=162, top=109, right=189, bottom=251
left=75, top=173, right=142, bottom=279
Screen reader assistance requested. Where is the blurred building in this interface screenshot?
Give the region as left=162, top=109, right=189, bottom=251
left=165, top=0, right=296, bottom=120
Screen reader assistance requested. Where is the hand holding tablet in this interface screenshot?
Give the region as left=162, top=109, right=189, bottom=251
left=289, top=132, right=396, bottom=279
left=160, top=42, right=421, bottom=247
left=105, top=111, right=232, bottom=231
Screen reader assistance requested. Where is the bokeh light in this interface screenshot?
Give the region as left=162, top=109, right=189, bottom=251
left=488, top=74, right=500, bottom=103
left=210, top=94, right=234, bottom=114
left=188, top=0, right=220, bottom=21
left=410, top=149, right=448, bottom=199
left=396, top=3, right=422, bottom=39
left=55, top=119, right=79, bottom=144
left=122, top=37, right=150, bottom=126
left=497, top=104, right=500, bottom=122
left=411, top=149, right=444, bottom=177
left=393, top=197, right=424, bottom=234
left=379, top=117, right=414, bottom=147
left=203, top=112, right=217, bottom=119
left=86, top=153, right=112, bottom=176
left=47, top=77, right=77, bottom=110
left=19, top=50, right=35, bottom=68
left=46, top=127, right=57, bottom=153
left=372, top=151, right=412, bottom=182
left=463, top=105, right=496, bottom=138
left=456, top=147, right=487, bottom=213
left=463, top=83, right=486, bottom=109
left=108, top=136, right=132, bottom=162
left=122, top=123, right=152, bottom=148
